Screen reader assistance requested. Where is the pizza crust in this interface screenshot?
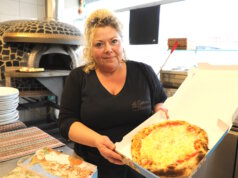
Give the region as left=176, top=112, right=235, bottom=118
left=19, top=67, right=44, bottom=72
left=131, top=120, right=209, bottom=177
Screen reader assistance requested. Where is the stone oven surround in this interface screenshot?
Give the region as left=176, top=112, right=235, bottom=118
left=0, top=19, right=82, bottom=83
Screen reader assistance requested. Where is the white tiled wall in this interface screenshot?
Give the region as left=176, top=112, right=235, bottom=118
left=0, top=0, right=45, bottom=22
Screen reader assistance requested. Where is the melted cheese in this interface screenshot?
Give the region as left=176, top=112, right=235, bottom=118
left=140, top=125, right=197, bottom=168
left=44, top=152, right=70, bottom=165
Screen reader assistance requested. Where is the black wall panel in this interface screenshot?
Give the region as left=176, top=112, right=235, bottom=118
left=129, top=5, right=160, bottom=45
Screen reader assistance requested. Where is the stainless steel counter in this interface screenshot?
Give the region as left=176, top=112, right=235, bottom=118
left=193, top=131, right=238, bottom=178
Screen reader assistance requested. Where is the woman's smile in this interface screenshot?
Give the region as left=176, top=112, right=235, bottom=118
left=92, top=26, right=123, bottom=73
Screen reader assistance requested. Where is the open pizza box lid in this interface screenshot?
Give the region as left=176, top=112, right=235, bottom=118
left=115, top=63, right=238, bottom=178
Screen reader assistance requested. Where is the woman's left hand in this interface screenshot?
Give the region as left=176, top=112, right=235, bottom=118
left=154, top=103, right=169, bottom=119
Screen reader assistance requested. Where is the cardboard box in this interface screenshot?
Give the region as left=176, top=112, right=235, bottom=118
left=116, top=63, right=238, bottom=178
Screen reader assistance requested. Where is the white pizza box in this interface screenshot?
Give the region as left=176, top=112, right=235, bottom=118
left=115, top=63, right=238, bottom=178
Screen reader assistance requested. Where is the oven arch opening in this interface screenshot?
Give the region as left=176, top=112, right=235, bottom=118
left=28, top=44, right=80, bottom=70
left=39, top=53, right=72, bottom=70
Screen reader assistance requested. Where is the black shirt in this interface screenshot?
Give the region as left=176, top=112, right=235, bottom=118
left=58, top=60, right=167, bottom=178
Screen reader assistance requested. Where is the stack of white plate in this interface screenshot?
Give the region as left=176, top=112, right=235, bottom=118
left=0, top=87, right=19, bottom=125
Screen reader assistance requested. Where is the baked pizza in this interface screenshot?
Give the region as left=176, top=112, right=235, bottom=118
left=4, top=147, right=95, bottom=178
left=131, top=120, right=209, bottom=177
left=3, top=166, right=44, bottom=178
left=30, top=147, right=94, bottom=177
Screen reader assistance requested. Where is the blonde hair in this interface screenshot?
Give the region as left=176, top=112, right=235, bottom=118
left=82, top=9, right=125, bottom=73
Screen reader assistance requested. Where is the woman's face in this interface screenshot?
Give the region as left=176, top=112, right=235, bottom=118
left=91, top=26, right=123, bottom=73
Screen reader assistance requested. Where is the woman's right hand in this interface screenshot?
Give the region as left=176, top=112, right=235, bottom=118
left=95, top=135, right=124, bottom=165
left=68, top=122, right=123, bottom=165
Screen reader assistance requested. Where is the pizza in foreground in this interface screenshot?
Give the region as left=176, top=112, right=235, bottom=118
left=30, top=147, right=94, bottom=177
left=4, top=147, right=96, bottom=178
left=3, top=167, right=43, bottom=178
left=131, top=120, right=209, bottom=177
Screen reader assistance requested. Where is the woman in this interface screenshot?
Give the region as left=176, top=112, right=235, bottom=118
left=58, top=9, right=169, bottom=178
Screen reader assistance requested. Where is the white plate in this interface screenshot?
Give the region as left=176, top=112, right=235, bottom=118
left=0, top=93, right=19, bottom=101
left=0, top=87, right=19, bottom=98
left=0, top=97, right=19, bottom=106
left=0, top=108, right=16, bottom=115
left=0, top=115, right=19, bottom=125
left=0, top=94, right=19, bottom=101
left=0, top=111, right=18, bottom=121
left=0, top=102, right=18, bottom=111
left=0, top=110, right=18, bottom=120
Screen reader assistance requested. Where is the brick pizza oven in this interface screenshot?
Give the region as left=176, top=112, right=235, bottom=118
left=0, top=0, right=82, bottom=105
left=0, top=0, right=83, bottom=133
